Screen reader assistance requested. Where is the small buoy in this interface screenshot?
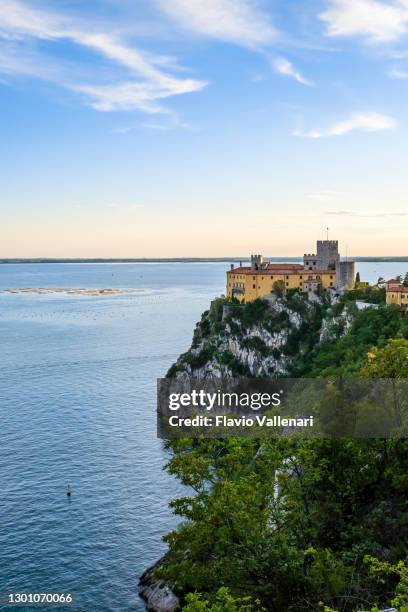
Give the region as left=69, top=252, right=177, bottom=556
left=66, top=482, right=72, bottom=497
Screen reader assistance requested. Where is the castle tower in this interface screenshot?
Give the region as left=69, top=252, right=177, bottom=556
left=316, top=240, right=339, bottom=270
left=251, top=254, right=263, bottom=270
left=336, top=261, right=355, bottom=293
left=303, top=253, right=317, bottom=270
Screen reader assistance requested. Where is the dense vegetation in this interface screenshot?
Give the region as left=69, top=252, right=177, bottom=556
left=160, top=290, right=408, bottom=611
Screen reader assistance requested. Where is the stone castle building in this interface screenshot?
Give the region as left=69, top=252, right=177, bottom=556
left=386, top=279, right=408, bottom=312
left=227, top=239, right=355, bottom=302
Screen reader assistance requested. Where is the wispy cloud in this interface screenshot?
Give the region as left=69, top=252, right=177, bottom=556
left=0, top=0, right=207, bottom=113
left=71, top=78, right=204, bottom=113
left=156, top=0, right=277, bottom=48
left=325, top=210, right=408, bottom=217
left=112, top=119, right=194, bottom=133
left=142, top=121, right=192, bottom=131
left=111, top=127, right=133, bottom=135
left=0, top=39, right=59, bottom=80
left=294, top=112, right=395, bottom=138
left=106, top=203, right=145, bottom=211
left=389, top=65, right=408, bottom=79
left=272, top=56, right=314, bottom=86
left=142, top=113, right=197, bottom=130
left=319, top=0, right=408, bottom=43
left=307, top=191, right=341, bottom=202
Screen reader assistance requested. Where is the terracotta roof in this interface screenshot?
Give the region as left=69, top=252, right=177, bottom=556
left=264, top=263, right=304, bottom=269
left=386, top=278, right=400, bottom=285
left=228, top=265, right=335, bottom=276
left=387, top=283, right=408, bottom=293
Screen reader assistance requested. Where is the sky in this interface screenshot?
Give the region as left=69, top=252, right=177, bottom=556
left=1, top=0, right=408, bottom=257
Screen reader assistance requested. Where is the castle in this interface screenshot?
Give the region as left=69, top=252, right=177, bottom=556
left=386, top=279, right=408, bottom=312
left=227, top=239, right=355, bottom=302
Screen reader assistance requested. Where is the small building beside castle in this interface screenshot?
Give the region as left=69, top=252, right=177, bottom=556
left=227, top=239, right=355, bottom=302
left=386, top=280, right=408, bottom=312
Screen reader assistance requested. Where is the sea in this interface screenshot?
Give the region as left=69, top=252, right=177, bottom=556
left=0, top=261, right=406, bottom=612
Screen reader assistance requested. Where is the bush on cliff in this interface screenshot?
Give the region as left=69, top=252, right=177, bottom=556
left=304, top=304, right=408, bottom=377
left=182, top=588, right=266, bottom=611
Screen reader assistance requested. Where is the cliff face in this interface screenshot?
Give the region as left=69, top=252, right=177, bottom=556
left=139, top=557, right=179, bottom=612
left=167, top=293, right=354, bottom=380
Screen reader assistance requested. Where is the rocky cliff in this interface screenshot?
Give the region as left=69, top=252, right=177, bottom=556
left=167, top=292, right=354, bottom=381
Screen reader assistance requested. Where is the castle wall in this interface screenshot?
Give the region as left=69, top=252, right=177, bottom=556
left=336, top=261, right=355, bottom=293
left=227, top=269, right=336, bottom=301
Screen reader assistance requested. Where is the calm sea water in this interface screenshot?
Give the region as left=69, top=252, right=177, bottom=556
left=0, top=261, right=406, bottom=612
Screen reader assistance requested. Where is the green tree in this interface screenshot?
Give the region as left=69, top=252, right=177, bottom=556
left=404, top=272, right=408, bottom=287
left=364, top=556, right=408, bottom=611
left=360, top=338, right=408, bottom=379
left=355, top=271, right=361, bottom=283
left=182, top=588, right=266, bottom=611
left=272, top=279, right=285, bottom=298
left=360, top=338, right=408, bottom=427
left=163, top=434, right=408, bottom=610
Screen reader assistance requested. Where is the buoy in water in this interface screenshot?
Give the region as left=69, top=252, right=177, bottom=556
left=66, top=482, right=72, bottom=497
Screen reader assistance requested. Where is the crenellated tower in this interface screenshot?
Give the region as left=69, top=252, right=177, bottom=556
left=316, top=240, right=340, bottom=270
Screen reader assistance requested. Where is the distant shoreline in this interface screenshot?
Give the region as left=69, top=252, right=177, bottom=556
left=0, top=257, right=407, bottom=264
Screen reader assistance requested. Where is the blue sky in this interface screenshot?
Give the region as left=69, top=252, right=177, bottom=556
left=1, top=0, right=408, bottom=257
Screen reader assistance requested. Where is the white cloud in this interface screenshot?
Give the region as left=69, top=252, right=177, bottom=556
left=272, top=56, right=314, bottom=86
left=156, top=0, right=277, bottom=48
left=319, top=0, right=408, bottom=43
left=0, top=0, right=207, bottom=113
left=111, top=127, right=133, bottom=134
left=389, top=65, right=408, bottom=78
left=294, top=112, right=395, bottom=138
left=0, top=41, right=56, bottom=79
left=142, top=114, right=197, bottom=130
left=71, top=77, right=204, bottom=113
left=0, top=0, right=60, bottom=39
